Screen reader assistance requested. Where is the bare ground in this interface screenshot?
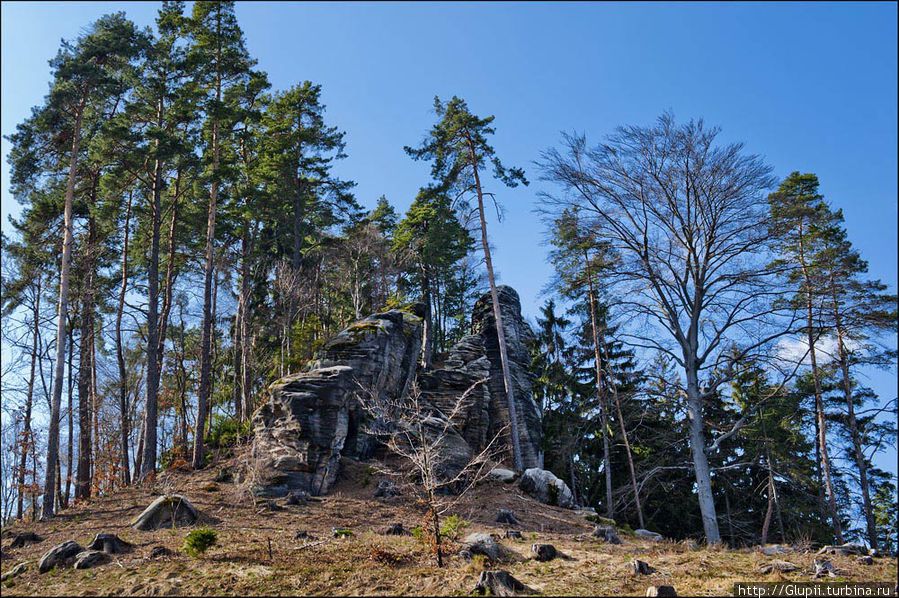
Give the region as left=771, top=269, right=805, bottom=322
left=1, top=455, right=896, bottom=596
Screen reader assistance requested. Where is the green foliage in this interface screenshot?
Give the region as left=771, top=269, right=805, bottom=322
left=438, top=514, right=469, bottom=541
left=410, top=526, right=425, bottom=541
left=182, top=528, right=217, bottom=557
left=205, top=415, right=251, bottom=450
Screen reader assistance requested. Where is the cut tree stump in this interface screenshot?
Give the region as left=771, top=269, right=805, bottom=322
left=473, top=570, right=535, bottom=596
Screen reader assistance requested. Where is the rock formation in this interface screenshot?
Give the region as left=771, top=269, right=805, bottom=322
left=251, top=285, right=543, bottom=497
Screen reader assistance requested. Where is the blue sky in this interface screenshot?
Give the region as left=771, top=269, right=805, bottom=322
left=2, top=2, right=896, bottom=478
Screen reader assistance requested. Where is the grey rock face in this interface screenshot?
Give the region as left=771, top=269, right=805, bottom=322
left=131, top=495, right=199, bottom=531
left=471, top=286, right=542, bottom=468
left=252, top=309, right=424, bottom=496
left=645, top=586, right=678, bottom=597
left=488, top=468, right=517, bottom=483
left=462, top=533, right=504, bottom=561
left=38, top=540, right=83, bottom=573
left=252, top=287, right=545, bottom=498
left=519, top=468, right=576, bottom=509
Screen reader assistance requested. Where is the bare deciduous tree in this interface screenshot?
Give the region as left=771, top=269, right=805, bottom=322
left=538, top=114, right=794, bottom=544
left=358, top=379, right=503, bottom=566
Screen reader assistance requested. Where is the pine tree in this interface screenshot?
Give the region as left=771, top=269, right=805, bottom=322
left=405, top=96, right=529, bottom=470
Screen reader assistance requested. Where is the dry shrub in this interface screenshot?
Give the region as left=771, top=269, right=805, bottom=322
left=369, top=545, right=407, bottom=567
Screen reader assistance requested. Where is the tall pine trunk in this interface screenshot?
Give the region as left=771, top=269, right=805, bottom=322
left=75, top=219, right=97, bottom=502
left=41, top=97, right=84, bottom=519
left=466, top=134, right=523, bottom=471
left=797, top=220, right=843, bottom=543
left=116, top=192, right=133, bottom=485
left=585, top=266, right=613, bottom=518
left=830, top=282, right=876, bottom=549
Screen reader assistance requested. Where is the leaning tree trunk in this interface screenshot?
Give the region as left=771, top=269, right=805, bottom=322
left=41, top=98, right=84, bottom=520
left=16, top=278, right=40, bottom=520
left=584, top=266, right=613, bottom=518
left=466, top=135, right=523, bottom=471
left=797, top=221, right=843, bottom=543
left=610, top=385, right=645, bottom=528
left=831, top=285, right=876, bottom=549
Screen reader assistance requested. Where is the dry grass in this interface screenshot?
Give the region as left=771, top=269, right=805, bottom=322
left=1, top=456, right=896, bottom=596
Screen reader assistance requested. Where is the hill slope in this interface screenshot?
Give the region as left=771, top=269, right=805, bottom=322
left=1, top=456, right=895, bottom=597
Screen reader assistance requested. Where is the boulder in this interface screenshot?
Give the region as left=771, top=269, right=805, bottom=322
left=817, top=542, right=867, bottom=556
left=496, top=509, right=521, bottom=525
left=462, top=533, right=504, bottom=561
left=634, top=529, right=664, bottom=542
left=74, top=550, right=110, bottom=570
left=518, top=468, right=575, bottom=508
left=488, top=468, right=517, bottom=484
left=814, top=559, right=838, bottom=579
left=38, top=540, right=83, bottom=573
left=759, top=544, right=792, bottom=556
left=1, top=562, right=28, bottom=582
left=857, top=555, right=874, bottom=565
left=374, top=479, right=401, bottom=498
left=505, top=530, right=523, bottom=540
left=758, top=560, right=799, bottom=574
left=10, top=531, right=43, bottom=549
left=646, top=586, right=677, bottom=597
left=87, top=533, right=132, bottom=554
left=592, top=525, right=622, bottom=544
left=531, top=543, right=557, bottom=562
left=473, top=570, right=535, bottom=596
left=631, top=559, right=655, bottom=575
left=131, top=495, right=199, bottom=531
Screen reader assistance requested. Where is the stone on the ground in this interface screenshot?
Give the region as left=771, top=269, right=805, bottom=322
left=462, top=533, right=504, bottom=561
left=262, top=500, right=285, bottom=512
left=531, top=543, right=557, bottom=562
left=284, top=491, right=309, bottom=506
left=496, top=509, right=521, bottom=525
left=814, top=559, right=838, bottom=578
left=505, top=530, right=523, bottom=540
left=868, top=548, right=880, bottom=557
left=592, top=525, right=622, bottom=544
left=294, top=530, right=315, bottom=540
left=634, top=529, right=664, bottom=542
left=758, top=544, right=792, bottom=556
left=631, top=559, right=655, bottom=575
left=382, top=523, right=407, bottom=536
left=87, top=533, right=133, bottom=554
left=38, top=540, right=83, bottom=573
left=148, top=546, right=173, bottom=559
left=132, top=495, right=200, bottom=531
left=646, top=585, right=677, bottom=597
left=857, top=555, right=874, bottom=565
left=10, top=531, right=43, bottom=548
left=473, top=570, right=534, bottom=596
left=489, top=468, right=517, bottom=483
left=758, top=560, right=798, bottom=574
left=817, top=542, right=867, bottom=556
left=73, top=550, right=110, bottom=570
left=518, top=468, right=576, bottom=509
left=1, top=562, right=28, bottom=582
left=213, top=467, right=234, bottom=483
left=374, top=479, right=401, bottom=498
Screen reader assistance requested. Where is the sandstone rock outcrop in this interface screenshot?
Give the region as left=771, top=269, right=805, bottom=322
left=251, top=286, right=544, bottom=497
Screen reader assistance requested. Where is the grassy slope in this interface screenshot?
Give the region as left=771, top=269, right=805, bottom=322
left=1, top=456, right=896, bottom=597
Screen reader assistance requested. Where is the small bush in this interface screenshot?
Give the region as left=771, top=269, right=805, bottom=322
left=183, top=528, right=217, bottom=558
left=206, top=416, right=252, bottom=451
left=361, top=465, right=376, bottom=488
left=410, top=526, right=425, bottom=541
left=439, top=514, right=469, bottom=541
